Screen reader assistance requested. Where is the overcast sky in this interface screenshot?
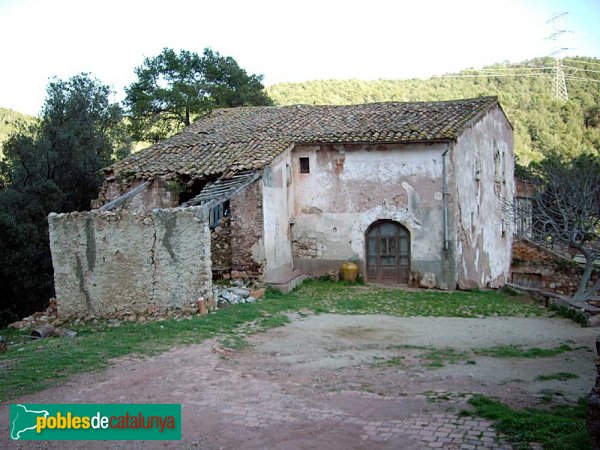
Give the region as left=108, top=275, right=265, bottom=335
left=0, top=0, right=598, bottom=116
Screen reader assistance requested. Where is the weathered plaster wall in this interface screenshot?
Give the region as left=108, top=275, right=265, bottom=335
left=290, top=143, right=454, bottom=288
left=93, top=178, right=178, bottom=212
left=262, top=150, right=294, bottom=281
left=453, top=106, right=514, bottom=289
left=230, top=179, right=265, bottom=279
left=49, top=207, right=212, bottom=317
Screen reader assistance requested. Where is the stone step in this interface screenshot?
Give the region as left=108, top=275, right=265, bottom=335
left=266, top=269, right=306, bottom=294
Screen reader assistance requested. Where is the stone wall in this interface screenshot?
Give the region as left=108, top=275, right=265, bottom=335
left=230, top=179, right=265, bottom=279
left=92, top=178, right=179, bottom=212
left=49, top=207, right=212, bottom=317
left=211, top=215, right=232, bottom=273
left=511, top=238, right=599, bottom=296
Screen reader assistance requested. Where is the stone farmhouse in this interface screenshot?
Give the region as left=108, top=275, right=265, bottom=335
left=49, top=96, right=514, bottom=316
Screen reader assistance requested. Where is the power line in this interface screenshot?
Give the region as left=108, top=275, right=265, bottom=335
left=564, top=58, right=600, bottom=68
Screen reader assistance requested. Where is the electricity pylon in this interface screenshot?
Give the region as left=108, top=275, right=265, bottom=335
left=546, top=12, right=570, bottom=102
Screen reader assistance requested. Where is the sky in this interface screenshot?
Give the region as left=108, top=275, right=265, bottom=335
left=0, top=0, right=598, bottom=116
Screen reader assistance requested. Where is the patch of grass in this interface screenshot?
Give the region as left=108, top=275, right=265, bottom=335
left=422, top=348, right=469, bottom=368
left=549, top=304, right=589, bottom=327
left=0, top=280, right=547, bottom=401
left=219, top=334, right=249, bottom=351
left=535, top=372, right=579, bottom=382
left=375, top=356, right=405, bottom=367
left=464, top=395, right=591, bottom=450
left=475, top=344, right=573, bottom=358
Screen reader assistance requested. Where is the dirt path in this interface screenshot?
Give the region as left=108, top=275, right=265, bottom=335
left=1, top=314, right=596, bottom=449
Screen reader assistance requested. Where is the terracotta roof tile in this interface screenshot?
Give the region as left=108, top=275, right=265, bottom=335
left=106, top=96, right=499, bottom=179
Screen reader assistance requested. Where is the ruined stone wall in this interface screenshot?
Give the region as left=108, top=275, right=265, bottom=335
left=211, top=215, right=232, bottom=271
left=230, top=180, right=265, bottom=279
left=511, top=238, right=599, bottom=296
left=48, top=207, right=212, bottom=317
left=92, top=178, right=179, bottom=212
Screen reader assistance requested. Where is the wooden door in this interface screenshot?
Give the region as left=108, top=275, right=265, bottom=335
left=366, top=221, right=410, bottom=283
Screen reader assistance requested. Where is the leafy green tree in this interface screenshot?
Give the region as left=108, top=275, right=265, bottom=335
left=0, top=74, right=130, bottom=327
left=124, top=48, right=272, bottom=142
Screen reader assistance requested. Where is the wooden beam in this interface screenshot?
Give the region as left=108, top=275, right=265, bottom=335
left=97, top=181, right=151, bottom=212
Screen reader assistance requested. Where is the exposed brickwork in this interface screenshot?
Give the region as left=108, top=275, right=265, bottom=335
left=211, top=215, right=232, bottom=272
left=230, top=180, right=264, bottom=279
left=511, top=238, right=599, bottom=296
left=292, top=237, right=320, bottom=258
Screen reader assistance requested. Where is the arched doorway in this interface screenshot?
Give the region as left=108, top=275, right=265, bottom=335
left=366, top=220, right=410, bottom=284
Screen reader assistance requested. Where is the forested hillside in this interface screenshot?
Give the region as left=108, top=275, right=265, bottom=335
left=0, top=108, right=36, bottom=156
left=267, top=57, right=600, bottom=163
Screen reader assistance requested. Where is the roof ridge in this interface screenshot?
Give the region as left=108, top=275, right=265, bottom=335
left=210, top=96, right=498, bottom=114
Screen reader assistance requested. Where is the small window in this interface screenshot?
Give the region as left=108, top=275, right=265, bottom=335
left=299, top=157, right=310, bottom=174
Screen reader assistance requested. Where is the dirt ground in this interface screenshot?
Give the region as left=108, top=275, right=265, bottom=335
left=1, top=314, right=597, bottom=449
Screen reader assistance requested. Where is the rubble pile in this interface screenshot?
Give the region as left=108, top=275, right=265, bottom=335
left=213, top=280, right=266, bottom=307
left=8, top=298, right=58, bottom=330
left=7, top=281, right=267, bottom=329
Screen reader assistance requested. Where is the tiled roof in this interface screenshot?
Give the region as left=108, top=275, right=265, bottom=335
left=105, top=96, right=500, bottom=180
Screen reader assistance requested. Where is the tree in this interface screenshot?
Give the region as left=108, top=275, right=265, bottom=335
left=124, top=48, right=273, bottom=142
left=0, top=73, right=130, bottom=327
left=514, top=153, right=600, bottom=303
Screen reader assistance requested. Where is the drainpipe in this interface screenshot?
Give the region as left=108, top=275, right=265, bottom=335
left=442, top=146, right=450, bottom=252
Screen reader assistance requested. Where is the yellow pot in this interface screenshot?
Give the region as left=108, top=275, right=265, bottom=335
left=340, top=262, right=359, bottom=283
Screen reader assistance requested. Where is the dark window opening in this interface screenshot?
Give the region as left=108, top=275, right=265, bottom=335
left=209, top=200, right=230, bottom=228
left=299, top=157, right=310, bottom=174
left=177, top=177, right=212, bottom=204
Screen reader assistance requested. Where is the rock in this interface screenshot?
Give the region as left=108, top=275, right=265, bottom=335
left=419, top=272, right=436, bottom=289
left=250, top=288, right=266, bottom=300
left=8, top=321, right=27, bottom=330
left=147, top=304, right=158, bottom=315
left=458, top=279, right=479, bottom=290
left=197, top=299, right=208, bottom=316
left=328, top=270, right=340, bottom=282
left=182, top=306, right=195, bottom=315
left=231, top=288, right=250, bottom=298
left=137, top=316, right=147, bottom=323
left=246, top=296, right=256, bottom=303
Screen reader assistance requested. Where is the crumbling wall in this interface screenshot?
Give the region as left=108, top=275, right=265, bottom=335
left=230, top=179, right=265, bottom=279
left=92, top=178, right=178, bottom=212
left=511, top=238, right=599, bottom=297
left=48, top=207, right=211, bottom=317
left=211, top=215, right=232, bottom=272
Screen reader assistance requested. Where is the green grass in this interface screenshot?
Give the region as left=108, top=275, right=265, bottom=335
left=475, top=344, right=573, bottom=358
left=422, top=348, right=470, bottom=368
left=535, top=372, right=580, bottom=382
left=464, top=395, right=591, bottom=450
left=549, top=304, right=589, bottom=327
left=0, top=280, right=545, bottom=401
